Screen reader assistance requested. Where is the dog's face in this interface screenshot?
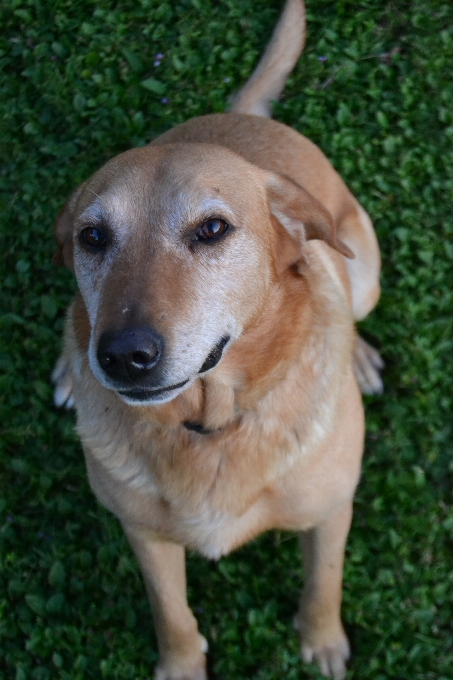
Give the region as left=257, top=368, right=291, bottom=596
left=55, top=143, right=347, bottom=405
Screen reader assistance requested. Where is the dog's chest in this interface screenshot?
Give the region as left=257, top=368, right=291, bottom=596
left=80, top=384, right=361, bottom=559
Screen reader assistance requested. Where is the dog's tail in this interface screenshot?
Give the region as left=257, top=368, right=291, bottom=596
left=230, top=0, right=306, bottom=118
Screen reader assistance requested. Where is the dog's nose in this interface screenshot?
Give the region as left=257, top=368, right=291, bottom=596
left=97, top=328, right=163, bottom=383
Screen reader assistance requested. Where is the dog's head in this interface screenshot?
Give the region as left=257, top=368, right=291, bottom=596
left=54, top=143, right=351, bottom=406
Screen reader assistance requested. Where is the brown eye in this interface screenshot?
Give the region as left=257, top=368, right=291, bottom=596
left=195, top=218, right=229, bottom=242
left=81, top=226, right=107, bottom=248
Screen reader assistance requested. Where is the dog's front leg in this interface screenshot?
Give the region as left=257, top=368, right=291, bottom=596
left=295, top=502, right=352, bottom=680
left=123, top=525, right=208, bottom=680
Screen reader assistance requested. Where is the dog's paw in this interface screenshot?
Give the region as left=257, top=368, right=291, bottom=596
left=353, top=333, right=384, bottom=395
left=51, top=355, right=74, bottom=409
left=154, top=635, right=208, bottom=680
left=301, top=636, right=350, bottom=680
left=154, top=668, right=207, bottom=680
left=295, top=616, right=350, bottom=680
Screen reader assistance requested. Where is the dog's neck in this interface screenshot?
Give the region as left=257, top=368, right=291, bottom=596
left=157, top=271, right=313, bottom=433
left=167, top=252, right=354, bottom=435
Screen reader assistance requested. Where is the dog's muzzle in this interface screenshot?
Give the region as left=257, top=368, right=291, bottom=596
left=96, top=329, right=231, bottom=404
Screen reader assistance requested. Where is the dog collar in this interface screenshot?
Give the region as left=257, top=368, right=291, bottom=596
left=183, top=421, right=214, bottom=435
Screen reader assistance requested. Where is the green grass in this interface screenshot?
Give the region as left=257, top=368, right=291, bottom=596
left=1, top=0, right=453, bottom=678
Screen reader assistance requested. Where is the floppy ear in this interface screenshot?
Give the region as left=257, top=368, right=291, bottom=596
left=266, top=172, right=354, bottom=274
left=53, top=184, right=85, bottom=270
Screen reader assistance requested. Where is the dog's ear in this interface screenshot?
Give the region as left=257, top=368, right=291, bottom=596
left=53, top=184, right=85, bottom=270
left=266, top=173, right=354, bottom=274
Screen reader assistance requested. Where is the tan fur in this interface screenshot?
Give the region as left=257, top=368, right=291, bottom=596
left=230, top=0, right=306, bottom=117
left=53, top=2, right=382, bottom=679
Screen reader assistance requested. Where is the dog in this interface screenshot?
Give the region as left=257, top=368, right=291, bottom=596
left=52, top=1, right=383, bottom=678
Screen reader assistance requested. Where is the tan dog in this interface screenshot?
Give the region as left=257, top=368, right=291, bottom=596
left=52, top=1, right=383, bottom=678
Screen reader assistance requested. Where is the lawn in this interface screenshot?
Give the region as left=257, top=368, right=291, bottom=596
left=1, top=0, right=452, bottom=678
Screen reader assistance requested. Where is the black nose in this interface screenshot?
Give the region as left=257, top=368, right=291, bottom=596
left=97, top=327, right=163, bottom=383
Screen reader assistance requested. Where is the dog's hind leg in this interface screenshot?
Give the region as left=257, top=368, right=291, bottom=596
left=51, top=354, right=74, bottom=408
left=353, top=333, right=384, bottom=395
left=295, top=502, right=353, bottom=680
left=52, top=298, right=79, bottom=409
left=338, top=204, right=384, bottom=394
left=123, top=526, right=208, bottom=680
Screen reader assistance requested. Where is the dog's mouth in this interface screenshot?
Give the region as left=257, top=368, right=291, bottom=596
left=116, top=335, right=231, bottom=404
left=118, top=379, right=189, bottom=402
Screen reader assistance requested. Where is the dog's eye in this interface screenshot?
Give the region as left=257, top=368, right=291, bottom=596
left=81, top=226, right=107, bottom=249
left=194, top=219, right=229, bottom=242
